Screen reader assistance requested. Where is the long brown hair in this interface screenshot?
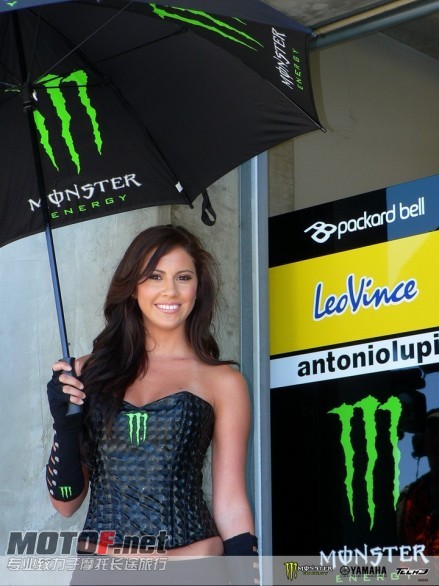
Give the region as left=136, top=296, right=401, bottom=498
left=81, top=225, right=234, bottom=442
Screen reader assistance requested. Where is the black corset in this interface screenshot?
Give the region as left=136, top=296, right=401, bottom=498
left=80, top=391, right=219, bottom=549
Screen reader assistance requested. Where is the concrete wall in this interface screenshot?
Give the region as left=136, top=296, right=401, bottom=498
left=2, top=28, right=439, bottom=558
left=269, top=33, right=439, bottom=215
left=172, top=169, right=240, bottom=365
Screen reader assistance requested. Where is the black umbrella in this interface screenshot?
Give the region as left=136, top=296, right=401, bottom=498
left=0, top=0, right=322, bottom=389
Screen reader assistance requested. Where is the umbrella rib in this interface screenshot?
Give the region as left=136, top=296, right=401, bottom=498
left=102, top=75, right=193, bottom=206
left=0, top=7, right=42, bottom=85
left=267, top=76, right=325, bottom=131
left=25, top=6, right=43, bottom=85
left=96, top=28, right=187, bottom=65
left=32, top=0, right=137, bottom=81
left=0, top=63, right=21, bottom=87
left=1, top=4, right=136, bottom=85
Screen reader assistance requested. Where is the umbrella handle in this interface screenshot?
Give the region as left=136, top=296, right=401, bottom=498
left=63, top=356, right=83, bottom=417
left=66, top=399, right=82, bottom=416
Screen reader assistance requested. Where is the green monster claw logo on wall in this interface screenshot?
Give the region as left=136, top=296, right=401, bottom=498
left=59, top=485, right=72, bottom=499
left=329, top=395, right=402, bottom=529
left=150, top=4, right=263, bottom=51
left=125, top=412, right=148, bottom=445
left=34, top=70, right=102, bottom=174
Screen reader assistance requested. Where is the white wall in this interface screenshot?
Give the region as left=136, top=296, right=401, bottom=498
left=269, top=33, right=439, bottom=216
left=294, top=33, right=439, bottom=208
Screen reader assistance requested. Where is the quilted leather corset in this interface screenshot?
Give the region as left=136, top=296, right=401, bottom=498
left=81, top=391, right=219, bottom=549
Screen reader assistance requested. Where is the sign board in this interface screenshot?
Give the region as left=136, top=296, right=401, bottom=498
left=269, top=175, right=439, bottom=559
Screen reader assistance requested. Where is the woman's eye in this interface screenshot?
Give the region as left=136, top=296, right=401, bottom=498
left=178, top=274, right=192, bottom=281
left=148, top=273, right=161, bottom=280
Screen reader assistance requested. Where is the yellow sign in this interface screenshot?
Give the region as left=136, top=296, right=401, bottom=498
left=269, top=231, right=439, bottom=356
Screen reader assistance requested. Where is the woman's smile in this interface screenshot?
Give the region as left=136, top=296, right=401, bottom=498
left=155, top=303, right=181, bottom=313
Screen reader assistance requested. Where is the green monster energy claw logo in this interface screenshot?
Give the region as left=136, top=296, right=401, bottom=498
left=284, top=562, right=299, bottom=581
left=34, top=70, right=102, bottom=174
left=329, top=395, right=402, bottom=530
left=126, top=412, right=148, bottom=445
left=150, top=4, right=263, bottom=50
left=59, top=485, right=72, bottom=499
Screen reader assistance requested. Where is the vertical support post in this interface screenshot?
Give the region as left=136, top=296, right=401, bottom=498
left=239, top=154, right=272, bottom=584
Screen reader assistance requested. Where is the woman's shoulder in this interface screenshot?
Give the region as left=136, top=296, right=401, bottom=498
left=199, top=362, right=249, bottom=404
left=202, top=361, right=245, bottom=382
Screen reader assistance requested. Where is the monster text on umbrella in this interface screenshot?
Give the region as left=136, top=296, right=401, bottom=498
left=28, top=173, right=142, bottom=213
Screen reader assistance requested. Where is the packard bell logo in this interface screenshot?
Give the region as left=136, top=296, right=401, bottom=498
left=328, top=395, right=402, bottom=529
left=126, top=412, right=148, bottom=445
left=34, top=69, right=102, bottom=173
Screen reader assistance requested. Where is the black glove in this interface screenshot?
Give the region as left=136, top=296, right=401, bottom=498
left=224, top=533, right=259, bottom=585
left=47, top=367, right=83, bottom=430
left=223, top=532, right=258, bottom=556
left=46, top=364, right=85, bottom=502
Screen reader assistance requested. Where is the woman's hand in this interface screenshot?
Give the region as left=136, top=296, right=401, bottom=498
left=46, top=358, right=88, bottom=510
left=51, top=359, right=86, bottom=406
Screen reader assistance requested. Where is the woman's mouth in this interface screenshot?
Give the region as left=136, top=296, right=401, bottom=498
left=156, top=304, right=180, bottom=312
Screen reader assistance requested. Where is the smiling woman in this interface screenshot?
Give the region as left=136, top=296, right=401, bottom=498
left=44, top=224, right=258, bottom=584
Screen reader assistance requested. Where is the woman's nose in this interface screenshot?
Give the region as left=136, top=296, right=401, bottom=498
left=162, top=278, right=177, bottom=295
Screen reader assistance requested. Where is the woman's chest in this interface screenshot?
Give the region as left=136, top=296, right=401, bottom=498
left=123, top=361, right=215, bottom=408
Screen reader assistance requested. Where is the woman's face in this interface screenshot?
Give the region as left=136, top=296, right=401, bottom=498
left=135, top=246, right=198, bottom=335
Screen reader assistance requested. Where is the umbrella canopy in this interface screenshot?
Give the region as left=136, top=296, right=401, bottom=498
left=0, top=0, right=322, bottom=369
left=0, top=0, right=321, bottom=247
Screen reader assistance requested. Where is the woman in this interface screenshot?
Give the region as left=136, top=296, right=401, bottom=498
left=45, top=225, right=257, bottom=582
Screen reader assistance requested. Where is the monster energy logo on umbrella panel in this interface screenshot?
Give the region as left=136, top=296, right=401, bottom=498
left=150, top=5, right=263, bottom=51
left=125, top=412, right=148, bottom=445
left=329, top=395, right=402, bottom=529
left=34, top=69, right=102, bottom=174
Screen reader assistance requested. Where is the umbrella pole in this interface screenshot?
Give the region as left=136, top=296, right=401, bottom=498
left=13, top=13, right=80, bottom=414
left=13, top=12, right=70, bottom=359
left=23, top=87, right=81, bottom=416
left=22, top=85, right=71, bottom=361
left=43, top=226, right=70, bottom=360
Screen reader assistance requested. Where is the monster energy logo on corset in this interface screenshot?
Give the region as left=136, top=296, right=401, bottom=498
left=34, top=69, right=102, bottom=173
left=329, top=395, right=402, bottom=529
left=150, top=4, right=263, bottom=51
left=126, top=412, right=148, bottom=445
left=59, top=486, right=72, bottom=499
